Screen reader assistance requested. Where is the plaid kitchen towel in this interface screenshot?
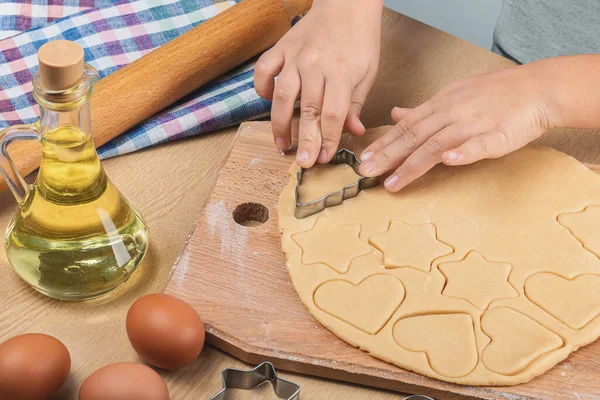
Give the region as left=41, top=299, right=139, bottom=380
left=0, top=0, right=129, bottom=41
left=0, top=0, right=273, bottom=159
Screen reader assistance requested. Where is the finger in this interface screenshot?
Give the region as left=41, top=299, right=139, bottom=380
left=254, top=49, right=285, bottom=100
left=383, top=125, right=470, bottom=192
left=271, top=65, right=301, bottom=150
left=297, top=74, right=325, bottom=168
left=360, top=102, right=435, bottom=163
left=319, top=77, right=352, bottom=163
left=359, top=113, right=451, bottom=177
left=391, top=107, right=411, bottom=123
left=442, top=130, right=512, bottom=166
left=344, top=73, right=375, bottom=136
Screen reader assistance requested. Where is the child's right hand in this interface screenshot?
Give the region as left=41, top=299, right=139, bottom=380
left=358, top=65, right=553, bottom=192
left=254, top=0, right=384, bottom=168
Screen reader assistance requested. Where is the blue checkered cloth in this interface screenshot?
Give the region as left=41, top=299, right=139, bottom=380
left=0, top=0, right=272, bottom=159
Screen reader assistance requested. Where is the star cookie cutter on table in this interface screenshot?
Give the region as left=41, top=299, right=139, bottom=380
left=295, top=148, right=380, bottom=219
left=209, top=361, right=300, bottom=400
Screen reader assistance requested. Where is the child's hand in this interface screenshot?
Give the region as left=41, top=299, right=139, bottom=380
left=254, top=0, right=383, bottom=168
left=359, top=66, right=553, bottom=192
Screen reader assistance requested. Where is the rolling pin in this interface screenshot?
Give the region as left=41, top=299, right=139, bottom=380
left=1, top=0, right=312, bottom=192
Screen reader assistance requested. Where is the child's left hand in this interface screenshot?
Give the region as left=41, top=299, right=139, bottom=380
left=358, top=65, right=553, bottom=192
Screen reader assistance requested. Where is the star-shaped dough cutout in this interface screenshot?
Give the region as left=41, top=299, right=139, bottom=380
left=369, top=221, right=453, bottom=272
left=292, top=217, right=371, bottom=273
left=439, top=251, right=518, bottom=309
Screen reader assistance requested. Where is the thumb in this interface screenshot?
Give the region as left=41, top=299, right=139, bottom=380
left=391, top=107, right=411, bottom=123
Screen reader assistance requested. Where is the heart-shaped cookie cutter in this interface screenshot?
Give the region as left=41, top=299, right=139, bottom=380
left=209, top=361, right=300, bottom=400
left=295, top=148, right=380, bottom=219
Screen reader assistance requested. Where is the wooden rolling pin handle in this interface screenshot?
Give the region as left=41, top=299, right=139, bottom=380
left=0, top=0, right=312, bottom=192
left=281, top=0, right=312, bottom=18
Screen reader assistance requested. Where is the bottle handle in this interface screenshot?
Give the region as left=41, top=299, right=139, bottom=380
left=0, top=124, right=41, bottom=204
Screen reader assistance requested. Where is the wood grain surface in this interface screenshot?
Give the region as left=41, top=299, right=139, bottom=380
left=1, top=7, right=600, bottom=400
left=0, top=0, right=312, bottom=193
left=164, top=121, right=600, bottom=400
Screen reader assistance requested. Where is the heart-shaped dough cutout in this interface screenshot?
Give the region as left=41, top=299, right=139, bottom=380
left=314, top=274, right=405, bottom=334
left=482, top=307, right=563, bottom=376
left=525, top=273, right=600, bottom=330
left=393, top=313, right=478, bottom=378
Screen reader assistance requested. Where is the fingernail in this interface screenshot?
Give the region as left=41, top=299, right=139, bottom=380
left=384, top=175, right=399, bottom=189
left=362, top=160, right=375, bottom=174
left=317, top=148, right=328, bottom=163
left=297, top=151, right=309, bottom=164
left=444, top=151, right=461, bottom=163
left=361, top=151, right=374, bottom=161
left=275, top=137, right=287, bottom=150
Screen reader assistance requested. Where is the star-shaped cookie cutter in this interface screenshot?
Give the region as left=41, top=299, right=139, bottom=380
left=209, top=361, right=300, bottom=400
left=295, top=148, right=380, bottom=219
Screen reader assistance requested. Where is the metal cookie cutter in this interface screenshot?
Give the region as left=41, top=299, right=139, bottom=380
left=295, top=148, right=380, bottom=219
left=404, top=396, right=435, bottom=400
left=209, top=361, right=300, bottom=400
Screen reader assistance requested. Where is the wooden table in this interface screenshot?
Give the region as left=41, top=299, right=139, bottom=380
left=1, top=8, right=599, bottom=400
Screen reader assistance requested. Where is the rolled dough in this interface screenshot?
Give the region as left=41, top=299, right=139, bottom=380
left=278, top=127, right=600, bottom=386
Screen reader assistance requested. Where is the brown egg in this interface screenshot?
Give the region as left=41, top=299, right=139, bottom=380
left=0, top=333, right=71, bottom=400
left=79, top=362, right=169, bottom=400
left=126, top=294, right=205, bottom=369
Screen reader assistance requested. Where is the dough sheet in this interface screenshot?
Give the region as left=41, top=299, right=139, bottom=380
left=278, top=127, right=600, bottom=385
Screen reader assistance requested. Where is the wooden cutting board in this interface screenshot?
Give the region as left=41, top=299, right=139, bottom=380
left=164, top=121, right=600, bottom=400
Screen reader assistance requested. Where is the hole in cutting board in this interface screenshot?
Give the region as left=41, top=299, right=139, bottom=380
left=233, top=202, right=269, bottom=227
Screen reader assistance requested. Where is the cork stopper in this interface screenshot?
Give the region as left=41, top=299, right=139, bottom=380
left=38, top=40, right=84, bottom=91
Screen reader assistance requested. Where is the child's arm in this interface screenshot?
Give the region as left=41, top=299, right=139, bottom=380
left=537, top=55, right=600, bottom=129
left=254, top=0, right=384, bottom=168
left=358, top=54, right=600, bottom=192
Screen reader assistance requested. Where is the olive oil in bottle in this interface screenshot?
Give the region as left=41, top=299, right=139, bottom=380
left=0, top=40, right=148, bottom=300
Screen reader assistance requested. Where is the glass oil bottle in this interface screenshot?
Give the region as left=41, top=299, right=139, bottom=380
left=0, top=40, right=149, bottom=300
